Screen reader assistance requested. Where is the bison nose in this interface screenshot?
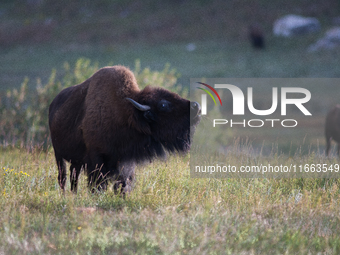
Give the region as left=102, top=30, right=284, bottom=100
left=190, top=101, right=201, bottom=116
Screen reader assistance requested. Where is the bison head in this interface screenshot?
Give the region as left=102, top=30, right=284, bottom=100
left=126, top=86, right=201, bottom=155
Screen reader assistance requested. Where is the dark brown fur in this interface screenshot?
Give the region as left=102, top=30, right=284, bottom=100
left=49, top=66, right=201, bottom=193
left=325, top=105, right=340, bottom=156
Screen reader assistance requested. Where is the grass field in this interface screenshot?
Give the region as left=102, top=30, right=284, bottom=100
left=1, top=148, right=340, bottom=254
left=1, top=0, right=340, bottom=254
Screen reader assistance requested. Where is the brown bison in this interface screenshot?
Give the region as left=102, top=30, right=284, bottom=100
left=325, top=105, right=340, bottom=156
left=49, top=65, right=201, bottom=193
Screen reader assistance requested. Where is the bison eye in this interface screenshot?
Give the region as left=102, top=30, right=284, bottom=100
left=158, top=100, right=171, bottom=112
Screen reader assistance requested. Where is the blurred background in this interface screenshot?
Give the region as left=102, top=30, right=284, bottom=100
left=1, top=0, right=340, bottom=89
left=0, top=0, right=340, bottom=153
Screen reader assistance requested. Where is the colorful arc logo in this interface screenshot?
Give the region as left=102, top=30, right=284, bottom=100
left=196, top=82, right=222, bottom=115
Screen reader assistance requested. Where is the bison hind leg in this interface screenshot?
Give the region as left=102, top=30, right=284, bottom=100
left=56, top=156, right=67, bottom=191
left=70, top=163, right=82, bottom=193
left=326, top=137, right=332, bottom=157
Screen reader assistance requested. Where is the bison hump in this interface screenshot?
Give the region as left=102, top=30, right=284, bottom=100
left=82, top=66, right=141, bottom=146
left=85, top=65, right=140, bottom=118
left=88, top=66, right=140, bottom=98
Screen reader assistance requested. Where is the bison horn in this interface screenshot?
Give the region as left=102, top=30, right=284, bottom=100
left=126, top=98, right=151, bottom=111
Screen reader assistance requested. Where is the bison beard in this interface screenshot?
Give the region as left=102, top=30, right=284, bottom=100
left=49, top=65, right=201, bottom=193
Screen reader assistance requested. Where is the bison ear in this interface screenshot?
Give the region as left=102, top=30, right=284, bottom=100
left=143, top=110, right=156, bottom=122
left=129, top=111, right=152, bottom=135
left=126, top=98, right=152, bottom=135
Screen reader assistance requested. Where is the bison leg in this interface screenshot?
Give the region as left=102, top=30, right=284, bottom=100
left=88, top=167, right=108, bottom=192
left=326, top=137, right=331, bottom=156
left=86, top=154, right=109, bottom=192
left=114, top=161, right=136, bottom=195
left=70, top=163, right=82, bottom=193
left=56, top=156, right=67, bottom=191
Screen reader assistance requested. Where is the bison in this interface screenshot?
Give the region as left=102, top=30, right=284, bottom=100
left=325, top=105, right=340, bottom=156
left=248, top=24, right=265, bottom=49
left=49, top=65, right=201, bottom=193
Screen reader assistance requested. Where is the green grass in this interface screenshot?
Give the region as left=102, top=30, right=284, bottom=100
left=1, top=148, right=340, bottom=254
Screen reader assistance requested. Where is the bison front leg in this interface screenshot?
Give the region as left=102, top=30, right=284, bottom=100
left=114, top=161, right=136, bottom=195
left=86, top=154, right=109, bottom=192
left=87, top=165, right=109, bottom=192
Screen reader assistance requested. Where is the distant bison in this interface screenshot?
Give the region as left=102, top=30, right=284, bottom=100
left=49, top=66, right=201, bottom=193
left=249, top=24, right=265, bottom=49
left=325, top=105, right=340, bottom=156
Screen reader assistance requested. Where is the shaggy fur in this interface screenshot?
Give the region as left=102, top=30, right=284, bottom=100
left=49, top=65, right=201, bottom=193
left=325, top=105, right=340, bottom=156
